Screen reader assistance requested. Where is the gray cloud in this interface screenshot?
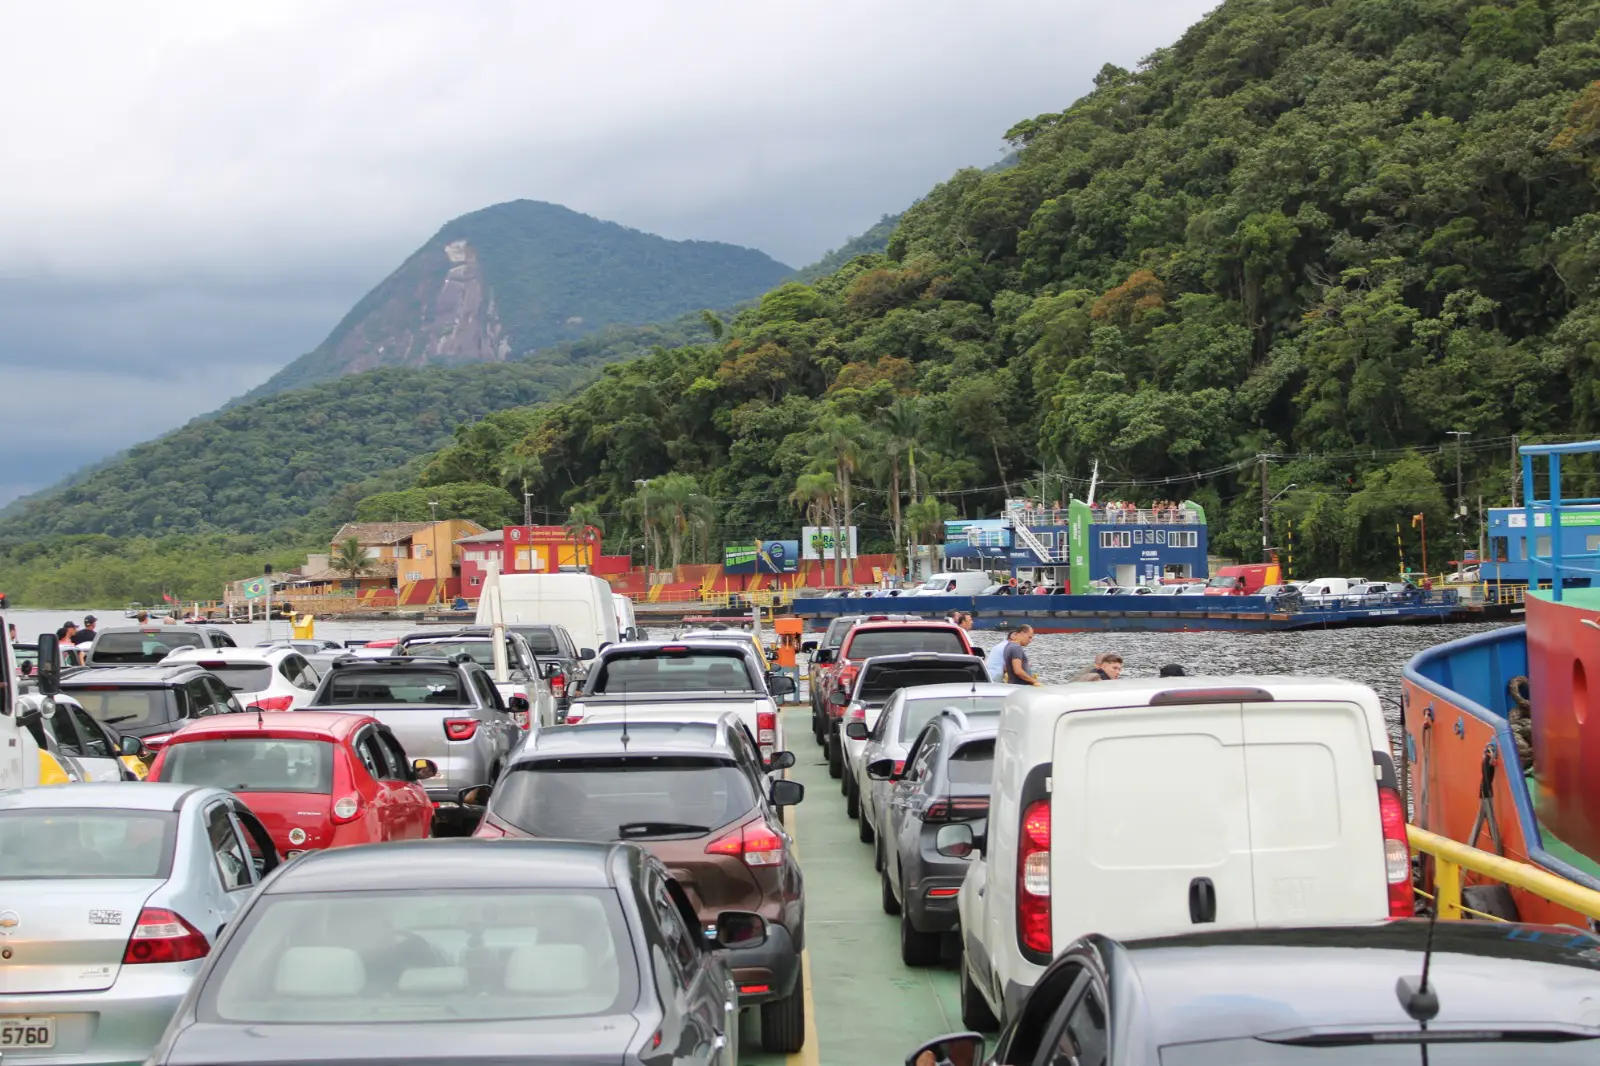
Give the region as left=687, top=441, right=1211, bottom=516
left=0, top=0, right=1216, bottom=504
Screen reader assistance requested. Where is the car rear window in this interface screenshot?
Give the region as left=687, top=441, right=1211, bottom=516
left=491, top=756, right=756, bottom=840
left=0, top=810, right=177, bottom=879
left=399, top=640, right=511, bottom=668
left=159, top=737, right=335, bottom=794
left=89, top=629, right=205, bottom=664
left=66, top=685, right=180, bottom=735
left=512, top=628, right=561, bottom=655
left=192, top=663, right=274, bottom=692
left=319, top=670, right=466, bottom=705
left=203, top=888, right=637, bottom=1024
left=947, top=739, right=995, bottom=784
left=901, top=695, right=1006, bottom=740
left=591, top=651, right=756, bottom=694
left=846, top=629, right=967, bottom=659
left=858, top=663, right=987, bottom=702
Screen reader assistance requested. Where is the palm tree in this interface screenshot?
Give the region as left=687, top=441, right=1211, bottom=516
left=790, top=469, right=840, bottom=584
left=878, top=396, right=924, bottom=553
left=905, top=496, right=956, bottom=579
left=652, top=473, right=710, bottom=576
left=816, top=414, right=866, bottom=586
left=625, top=481, right=667, bottom=580
left=331, top=536, right=373, bottom=584
left=564, top=503, right=605, bottom=569
left=498, top=451, right=543, bottom=525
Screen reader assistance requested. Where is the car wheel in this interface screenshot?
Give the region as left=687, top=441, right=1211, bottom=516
left=759, top=983, right=805, bottom=1054
left=827, top=734, right=842, bottom=778
left=960, top=948, right=1000, bottom=1031
left=881, top=865, right=901, bottom=915
left=858, top=803, right=875, bottom=844
left=874, top=835, right=885, bottom=872
left=900, top=908, right=941, bottom=967
left=847, top=775, right=862, bottom=818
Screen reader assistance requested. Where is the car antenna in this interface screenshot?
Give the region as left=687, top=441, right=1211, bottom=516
left=1395, top=894, right=1441, bottom=1053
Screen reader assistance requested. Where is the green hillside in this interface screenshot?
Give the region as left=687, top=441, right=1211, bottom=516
left=413, top=0, right=1600, bottom=578
left=240, top=200, right=794, bottom=400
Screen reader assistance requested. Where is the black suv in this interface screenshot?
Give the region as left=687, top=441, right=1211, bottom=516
left=82, top=624, right=238, bottom=666
left=59, top=662, right=243, bottom=751
left=870, top=708, right=997, bottom=965
left=505, top=623, right=592, bottom=715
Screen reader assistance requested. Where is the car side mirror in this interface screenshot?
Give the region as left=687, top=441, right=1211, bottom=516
left=801, top=639, right=819, bottom=653
left=118, top=735, right=148, bottom=758
left=412, top=758, right=439, bottom=781
left=935, top=823, right=975, bottom=859
left=579, top=648, right=596, bottom=661
left=713, top=910, right=767, bottom=949
left=539, top=662, right=560, bottom=679
left=905, top=1033, right=986, bottom=1066
left=508, top=695, right=530, bottom=714
left=766, top=750, right=796, bottom=771
left=35, top=634, right=61, bottom=696
left=766, top=672, right=798, bottom=697
left=866, top=757, right=897, bottom=780
left=845, top=721, right=869, bottom=741
left=769, top=779, right=804, bottom=807
left=813, top=648, right=835, bottom=665
left=458, top=784, right=492, bottom=808
left=829, top=689, right=851, bottom=708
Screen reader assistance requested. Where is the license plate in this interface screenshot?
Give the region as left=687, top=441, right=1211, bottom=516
left=0, top=1017, right=55, bottom=1049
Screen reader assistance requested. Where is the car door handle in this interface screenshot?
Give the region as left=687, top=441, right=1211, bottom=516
left=1189, top=876, right=1217, bottom=923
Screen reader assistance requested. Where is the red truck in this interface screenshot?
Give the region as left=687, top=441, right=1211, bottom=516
left=1204, top=562, right=1282, bottom=595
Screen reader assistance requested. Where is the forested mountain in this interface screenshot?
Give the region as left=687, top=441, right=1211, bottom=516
left=411, top=0, right=1600, bottom=577
left=240, top=200, right=793, bottom=400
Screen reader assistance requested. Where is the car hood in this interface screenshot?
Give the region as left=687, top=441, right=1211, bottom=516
left=165, top=1016, right=638, bottom=1066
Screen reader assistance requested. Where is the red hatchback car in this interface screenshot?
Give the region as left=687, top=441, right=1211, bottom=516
left=147, top=711, right=435, bottom=857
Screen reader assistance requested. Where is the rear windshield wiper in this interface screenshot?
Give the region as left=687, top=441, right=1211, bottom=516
left=103, top=715, right=138, bottom=725
left=618, top=821, right=711, bottom=839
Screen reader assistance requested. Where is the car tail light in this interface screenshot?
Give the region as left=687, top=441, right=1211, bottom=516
left=444, top=718, right=479, bottom=741
left=1379, top=786, right=1414, bottom=917
left=926, top=887, right=960, bottom=898
left=564, top=711, right=583, bottom=724
left=509, top=710, right=530, bottom=730
left=333, top=795, right=362, bottom=823
left=846, top=703, right=866, bottom=723
left=756, top=710, right=777, bottom=760
left=739, top=983, right=770, bottom=994
left=924, top=798, right=989, bottom=823
left=893, top=759, right=906, bottom=776
left=252, top=696, right=294, bottom=711
left=705, top=818, right=785, bottom=866
left=123, top=907, right=209, bottom=964
left=549, top=672, right=566, bottom=694
left=1018, top=799, right=1051, bottom=955
left=142, top=733, right=172, bottom=750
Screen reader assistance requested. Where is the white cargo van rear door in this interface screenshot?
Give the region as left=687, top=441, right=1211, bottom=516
left=1050, top=702, right=1255, bottom=948
left=1240, top=699, right=1388, bottom=923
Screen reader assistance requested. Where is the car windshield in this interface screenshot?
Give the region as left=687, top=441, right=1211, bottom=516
left=859, top=663, right=985, bottom=703
left=948, top=739, right=995, bottom=783
left=847, top=629, right=966, bottom=658
left=203, top=888, right=638, bottom=1023
left=491, top=757, right=755, bottom=840
left=400, top=640, right=512, bottom=668
left=1160, top=1038, right=1600, bottom=1064
left=511, top=627, right=561, bottom=655
left=160, top=738, right=334, bottom=794
left=66, top=685, right=180, bottom=735
left=0, top=810, right=177, bottom=879
left=591, top=652, right=755, bottom=694
left=191, top=663, right=274, bottom=692
left=1207, top=575, right=1241, bottom=588
left=89, top=629, right=205, bottom=663
left=901, top=696, right=1006, bottom=741
left=320, top=670, right=466, bottom=705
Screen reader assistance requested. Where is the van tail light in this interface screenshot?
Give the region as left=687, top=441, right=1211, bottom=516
left=1018, top=799, right=1051, bottom=955
left=1378, top=786, right=1414, bottom=917
left=123, top=907, right=209, bottom=964
left=756, top=710, right=777, bottom=760
left=333, top=795, right=362, bottom=823
left=444, top=718, right=479, bottom=741
left=549, top=672, right=566, bottom=695
left=705, top=818, right=785, bottom=866
left=252, top=696, right=294, bottom=712
left=924, top=798, right=990, bottom=824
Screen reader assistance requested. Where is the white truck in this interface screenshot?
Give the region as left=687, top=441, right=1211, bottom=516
left=2, top=630, right=76, bottom=788
left=476, top=572, right=619, bottom=657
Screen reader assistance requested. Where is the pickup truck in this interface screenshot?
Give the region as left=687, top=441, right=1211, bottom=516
left=391, top=628, right=558, bottom=727
left=303, top=655, right=525, bottom=834
left=565, top=640, right=798, bottom=765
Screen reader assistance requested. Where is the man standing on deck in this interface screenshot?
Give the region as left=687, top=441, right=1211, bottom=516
left=986, top=625, right=1027, bottom=682
left=1002, top=627, right=1038, bottom=685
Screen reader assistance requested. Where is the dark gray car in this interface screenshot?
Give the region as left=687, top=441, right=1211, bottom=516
left=82, top=625, right=238, bottom=666
left=871, top=710, right=995, bottom=966
left=146, top=838, right=770, bottom=1066
left=59, top=663, right=244, bottom=748
left=505, top=622, right=592, bottom=716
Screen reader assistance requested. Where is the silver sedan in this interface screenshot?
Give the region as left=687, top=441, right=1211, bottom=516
left=0, top=783, right=281, bottom=1065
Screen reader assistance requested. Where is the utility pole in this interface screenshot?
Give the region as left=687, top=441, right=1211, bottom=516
left=428, top=500, right=441, bottom=605
left=1511, top=434, right=1520, bottom=508
left=1260, top=454, right=1271, bottom=562
left=523, top=492, right=533, bottom=527
left=1448, top=430, right=1469, bottom=571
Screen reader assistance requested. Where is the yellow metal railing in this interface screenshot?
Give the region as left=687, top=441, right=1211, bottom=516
left=1407, top=825, right=1600, bottom=921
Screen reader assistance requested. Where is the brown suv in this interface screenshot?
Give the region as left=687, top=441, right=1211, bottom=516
left=461, top=716, right=808, bottom=1053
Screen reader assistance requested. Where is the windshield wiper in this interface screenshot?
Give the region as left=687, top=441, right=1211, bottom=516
left=618, top=821, right=711, bottom=838
left=103, top=715, right=138, bottom=725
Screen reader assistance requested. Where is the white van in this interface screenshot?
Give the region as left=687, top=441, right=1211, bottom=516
left=947, top=676, right=1408, bottom=1030
left=1298, top=577, right=1359, bottom=602
left=612, top=593, right=642, bottom=642
left=908, top=571, right=991, bottom=597
left=477, top=574, right=620, bottom=658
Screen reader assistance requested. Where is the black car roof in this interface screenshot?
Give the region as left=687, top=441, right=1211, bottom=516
left=266, top=838, right=627, bottom=894
left=514, top=720, right=731, bottom=762
left=61, top=664, right=211, bottom=684
left=598, top=640, right=755, bottom=659
left=1106, top=921, right=1600, bottom=1047
left=860, top=652, right=985, bottom=671
left=324, top=655, right=482, bottom=671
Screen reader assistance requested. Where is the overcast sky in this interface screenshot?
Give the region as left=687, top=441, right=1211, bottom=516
left=0, top=0, right=1216, bottom=507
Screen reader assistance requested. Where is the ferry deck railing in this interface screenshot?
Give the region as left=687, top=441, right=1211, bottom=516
left=1408, top=825, right=1600, bottom=923
left=1521, top=440, right=1600, bottom=601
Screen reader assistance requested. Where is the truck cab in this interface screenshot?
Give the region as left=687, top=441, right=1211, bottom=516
left=1, top=629, right=77, bottom=788
left=1204, top=562, right=1281, bottom=596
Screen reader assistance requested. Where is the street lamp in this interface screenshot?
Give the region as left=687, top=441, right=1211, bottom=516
left=1447, top=430, right=1470, bottom=571
left=523, top=492, right=533, bottom=527
left=1262, top=484, right=1297, bottom=556
left=428, top=501, right=441, bottom=605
